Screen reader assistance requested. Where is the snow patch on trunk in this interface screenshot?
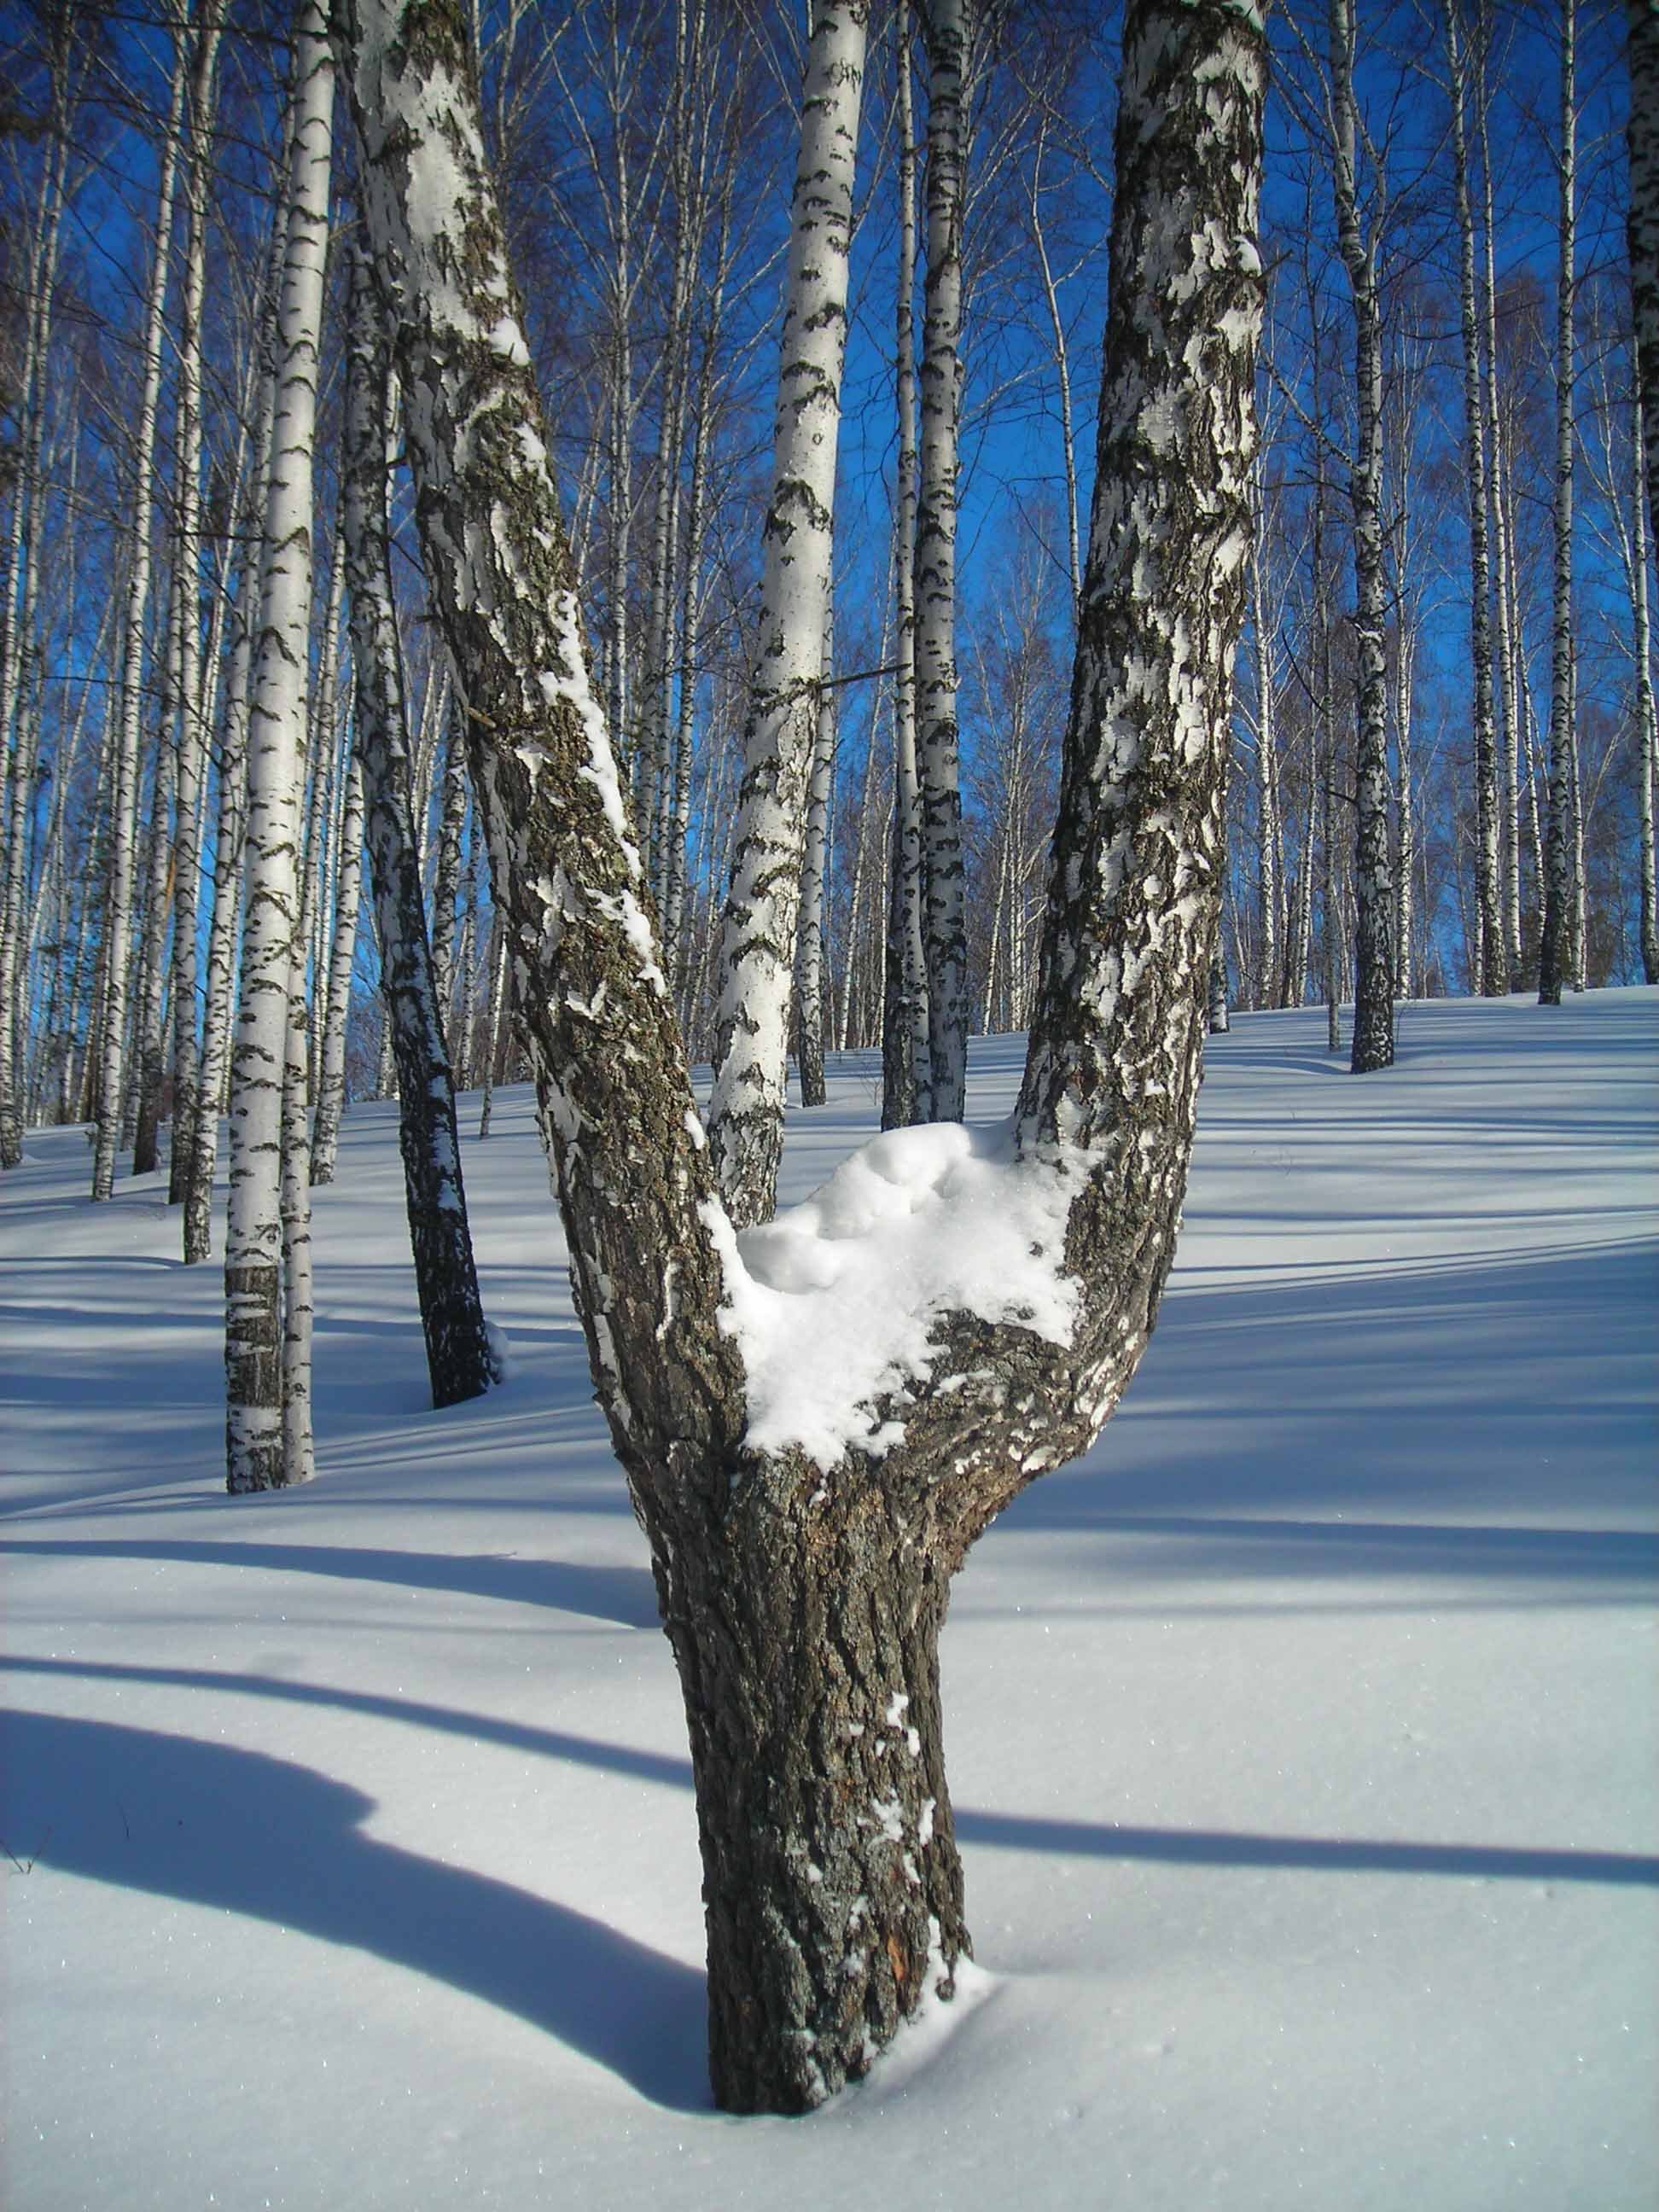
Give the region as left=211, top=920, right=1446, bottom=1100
left=702, top=1121, right=1080, bottom=1464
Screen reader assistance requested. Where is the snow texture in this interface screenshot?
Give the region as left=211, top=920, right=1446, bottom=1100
left=2, top=991, right=1656, bottom=2210
left=704, top=1120, right=1080, bottom=1463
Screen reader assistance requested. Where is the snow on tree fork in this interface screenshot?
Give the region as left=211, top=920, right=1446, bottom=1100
left=339, top=0, right=1264, bottom=2114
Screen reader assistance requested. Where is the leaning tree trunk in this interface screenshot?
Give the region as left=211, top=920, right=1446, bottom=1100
left=340, top=241, right=497, bottom=1409
left=914, top=0, right=972, bottom=1121
left=224, top=0, right=333, bottom=1493
left=1330, top=0, right=1394, bottom=1071
left=706, top=0, right=869, bottom=1227
left=1540, top=0, right=1575, bottom=1006
left=1447, top=0, right=1504, bottom=997
left=1629, top=1, right=1659, bottom=544
left=341, top=0, right=1263, bottom=2115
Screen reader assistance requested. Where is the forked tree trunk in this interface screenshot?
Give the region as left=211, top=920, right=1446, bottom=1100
left=706, top=1, right=869, bottom=1225
left=341, top=0, right=1263, bottom=2114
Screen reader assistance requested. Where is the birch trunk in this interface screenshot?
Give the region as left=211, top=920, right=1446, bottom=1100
left=309, top=748, right=365, bottom=1183
left=341, top=241, right=497, bottom=1409
left=706, top=1, right=869, bottom=1227
left=0, top=43, right=71, bottom=1170
left=795, top=614, right=835, bottom=1107
left=883, top=24, right=930, bottom=1127
left=1447, top=0, right=1503, bottom=996
left=1629, top=0, right=1659, bottom=541
left=341, top=0, right=1262, bottom=2114
left=91, top=25, right=188, bottom=1200
left=1330, top=0, right=1394, bottom=1072
left=914, top=0, right=971, bottom=1121
left=224, top=1, right=333, bottom=1493
left=1635, top=393, right=1659, bottom=984
left=1539, top=0, right=1575, bottom=1006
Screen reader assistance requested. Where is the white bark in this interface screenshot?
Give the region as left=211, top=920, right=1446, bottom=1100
left=1539, top=0, right=1575, bottom=1004
left=224, top=1, right=334, bottom=1492
left=915, top=0, right=972, bottom=1121
left=91, top=24, right=189, bottom=1200
left=707, top=0, right=869, bottom=1227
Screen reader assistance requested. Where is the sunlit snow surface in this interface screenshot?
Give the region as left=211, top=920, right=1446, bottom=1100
left=3, top=992, right=1656, bottom=2210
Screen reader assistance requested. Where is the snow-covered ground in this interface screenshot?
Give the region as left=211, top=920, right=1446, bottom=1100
left=3, top=990, right=1656, bottom=2211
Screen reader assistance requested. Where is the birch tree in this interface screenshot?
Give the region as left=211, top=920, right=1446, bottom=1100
left=914, top=0, right=973, bottom=1120
left=1629, top=0, right=1658, bottom=539
left=224, top=0, right=334, bottom=1495
left=1329, top=0, right=1394, bottom=1070
left=339, top=240, right=498, bottom=1409
left=1539, top=0, right=1576, bottom=1006
left=339, top=0, right=1264, bottom=2113
left=706, top=0, right=869, bottom=1228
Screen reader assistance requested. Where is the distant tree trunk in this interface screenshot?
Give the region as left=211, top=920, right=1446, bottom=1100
left=707, top=1, right=869, bottom=1225
left=224, top=1, right=333, bottom=1493
left=915, top=0, right=972, bottom=1121
left=1246, top=461, right=1282, bottom=1004
left=91, top=28, right=187, bottom=1200
left=795, top=614, right=835, bottom=1107
left=1540, top=0, right=1575, bottom=1006
left=1447, top=0, right=1503, bottom=996
left=342, top=0, right=1263, bottom=2116
left=341, top=241, right=497, bottom=1409
left=1630, top=1, right=1659, bottom=542
left=309, top=748, right=365, bottom=1184
left=882, top=26, right=931, bottom=1128
left=1634, top=393, right=1659, bottom=985
left=0, top=22, right=71, bottom=1172
left=1330, top=0, right=1394, bottom=1072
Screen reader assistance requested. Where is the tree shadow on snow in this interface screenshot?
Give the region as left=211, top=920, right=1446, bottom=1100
left=0, top=1707, right=709, bottom=2110
left=8, top=1657, right=1654, bottom=1892
left=0, top=1536, right=660, bottom=1628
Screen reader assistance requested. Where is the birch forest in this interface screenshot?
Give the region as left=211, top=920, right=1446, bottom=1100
left=0, top=5, right=1652, bottom=1251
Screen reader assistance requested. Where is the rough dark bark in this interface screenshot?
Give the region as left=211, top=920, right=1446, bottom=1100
left=341, top=0, right=1263, bottom=2115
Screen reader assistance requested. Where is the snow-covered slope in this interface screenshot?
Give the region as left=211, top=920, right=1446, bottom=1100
left=3, top=992, right=1656, bottom=2210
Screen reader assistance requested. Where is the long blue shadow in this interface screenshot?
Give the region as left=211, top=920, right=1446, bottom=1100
left=0, top=1538, right=659, bottom=1628
left=0, top=1707, right=708, bottom=2110
left=9, top=1657, right=1653, bottom=1891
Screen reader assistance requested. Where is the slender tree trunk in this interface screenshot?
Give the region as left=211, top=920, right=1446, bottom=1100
left=341, top=0, right=1263, bottom=2115
left=1330, top=0, right=1394, bottom=1072
left=341, top=241, right=497, bottom=1409
left=1447, top=0, right=1503, bottom=996
left=707, top=1, right=869, bottom=1226
left=1247, top=464, right=1281, bottom=1004
left=915, top=0, right=971, bottom=1121
left=1540, top=0, right=1575, bottom=1005
left=883, top=28, right=931, bottom=1127
left=91, top=26, right=188, bottom=1199
left=310, top=749, right=365, bottom=1183
left=0, top=43, right=71, bottom=1170
left=1629, top=1, right=1659, bottom=544
left=225, top=2, right=333, bottom=1493
left=795, top=613, right=835, bottom=1107
left=1634, top=392, right=1659, bottom=984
